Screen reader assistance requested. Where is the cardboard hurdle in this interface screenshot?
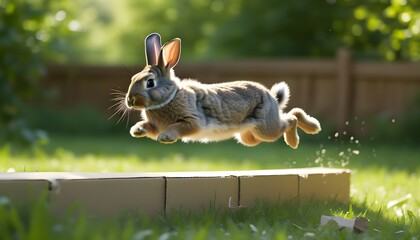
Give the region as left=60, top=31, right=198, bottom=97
left=0, top=168, right=350, bottom=216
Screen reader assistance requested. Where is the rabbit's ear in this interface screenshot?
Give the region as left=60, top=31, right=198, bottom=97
left=161, top=38, right=181, bottom=70
left=145, top=33, right=162, bottom=66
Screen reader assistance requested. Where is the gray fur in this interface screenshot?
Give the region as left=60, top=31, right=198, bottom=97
left=125, top=34, right=321, bottom=148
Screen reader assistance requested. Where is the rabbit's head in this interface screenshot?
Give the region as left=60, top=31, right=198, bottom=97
left=126, top=33, right=181, bottom=110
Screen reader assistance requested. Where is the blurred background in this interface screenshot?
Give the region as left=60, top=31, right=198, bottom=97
left=1, top=0, right=420, bottom=147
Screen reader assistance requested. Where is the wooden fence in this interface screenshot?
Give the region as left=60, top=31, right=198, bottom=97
left=43, top=49, right=420, bottom=131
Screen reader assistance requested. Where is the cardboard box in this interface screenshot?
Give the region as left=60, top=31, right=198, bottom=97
left=238, top=172, right=299, bottom=207
left=164, top=172, right=238, bottom=212
left=297, top=168, right=350, bottom=203
left=0, top=172, right=165, bottom=217
left=0, top=168, right=350, bottom=216
left=0, top=180, right=49, bottom=206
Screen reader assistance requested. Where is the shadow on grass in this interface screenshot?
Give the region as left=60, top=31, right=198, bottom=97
left=42, top=134, right=420, bottom=173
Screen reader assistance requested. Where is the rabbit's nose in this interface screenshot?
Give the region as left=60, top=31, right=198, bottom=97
left=126, top=96, right=135, bottom=107
left=126, top=95, right=145, bottom=109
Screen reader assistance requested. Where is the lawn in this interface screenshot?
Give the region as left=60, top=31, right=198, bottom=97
left=1, top=134, right=419, bottom=239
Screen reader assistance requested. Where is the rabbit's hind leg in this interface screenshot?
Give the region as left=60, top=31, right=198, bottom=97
left=237, top=131, right=261, bottom=146
left=250, top=117, right=284, bottom=143
left=249, top=103, right=284, bottom=144
left=252, top=125, right=284, bottom=143
left=289, top=108, right=321, bottom=134
left=281, top=114, right=299, bottom=149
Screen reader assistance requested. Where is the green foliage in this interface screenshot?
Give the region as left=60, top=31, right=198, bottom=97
left=335, top=0, right=420, bottom=61
left=60, top=0, right=420, bottom=64
left=209, top=1, right=340, bottom=59
left=0, top=0, right=77, bottom=146
left=209, top=0, right=420, bottom=60
left=0, top=193, right=51, bottom=240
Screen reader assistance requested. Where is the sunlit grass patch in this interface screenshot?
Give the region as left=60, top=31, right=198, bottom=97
left=0, top=134, right=419, bottom=239
left=1, top=194, right=418, bottom=239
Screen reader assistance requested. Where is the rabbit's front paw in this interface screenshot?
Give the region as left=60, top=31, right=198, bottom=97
left=130, top=125, right=147, bottom=138
left=157, top=132, right=178, bottom=144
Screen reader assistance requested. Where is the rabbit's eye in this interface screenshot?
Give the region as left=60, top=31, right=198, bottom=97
left=146, top=79, right=155, bottom=88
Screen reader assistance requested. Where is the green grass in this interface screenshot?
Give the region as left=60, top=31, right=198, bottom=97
left=1, top=134, right=419, bottom=239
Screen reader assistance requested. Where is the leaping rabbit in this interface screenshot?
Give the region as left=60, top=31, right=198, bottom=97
left=125, top=33, right=321, bottom=148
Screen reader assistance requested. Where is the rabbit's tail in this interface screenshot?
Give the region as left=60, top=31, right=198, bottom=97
left=270, top=82, right=290, bottom=110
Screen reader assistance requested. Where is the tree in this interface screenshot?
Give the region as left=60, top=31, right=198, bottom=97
left=335, top=0, right=420, bottom=61
left=209, top=0, right=420, bottom=61
left=208, top=1, right=340, bottom=59
left=0, top=0, right=76, bottom=146
left=50, top=0, right=419, bottom=65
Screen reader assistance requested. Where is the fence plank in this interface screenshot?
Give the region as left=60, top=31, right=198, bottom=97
left=336, top=49, right=354, bottom=131
left=354, top=62, right=420, bottom=79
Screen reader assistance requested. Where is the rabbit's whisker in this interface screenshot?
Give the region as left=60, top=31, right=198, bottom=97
left=126, top=109, right=131, bottom=128
left=108, top=107, right=124, bottom=120
left=110, top=92, right=125, bottom=96
left=108, top=99, right=125, bottom=110
left=108, top=89, right=129, bottom=122
left=116, top=107, right=128, bottom=124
